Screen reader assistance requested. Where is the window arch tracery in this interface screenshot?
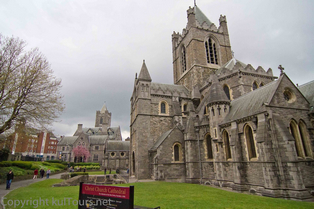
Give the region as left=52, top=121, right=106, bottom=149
left=205, top=37, right=219, bottom=64
left=244, top=124, right=257, bottom=159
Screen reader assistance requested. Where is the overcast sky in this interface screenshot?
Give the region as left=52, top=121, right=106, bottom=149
left=1, top=0, right=314, bottom=140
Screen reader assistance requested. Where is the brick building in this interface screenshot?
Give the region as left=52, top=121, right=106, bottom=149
left=4, top=120, right=58, bottom=160
left=130, top=4, right=314, bottom=200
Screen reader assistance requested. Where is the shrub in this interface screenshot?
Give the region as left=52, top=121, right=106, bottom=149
left=0, top=161, right=12, bottom=167
left=70, top=172, right=89, bottom=178
left=74, top=165, right=100, bottom=170
left=75, top=162, right=99, bottom=166
left=42, top=162, right=51, bottom=166
left=53, top=163, right=67, bottom=170
left=11, top=161, right=32, bottom=169
left=30, top=164, right=40, bottom=170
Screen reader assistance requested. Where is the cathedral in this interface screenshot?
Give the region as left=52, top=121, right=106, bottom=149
left=130, top=5, right=314, bottom=200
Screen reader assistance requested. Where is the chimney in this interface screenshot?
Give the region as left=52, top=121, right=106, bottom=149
left=78, top=124, right=83, bottom=133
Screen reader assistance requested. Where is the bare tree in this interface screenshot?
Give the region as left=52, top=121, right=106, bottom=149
left=0, top=34, right=65, bottom=135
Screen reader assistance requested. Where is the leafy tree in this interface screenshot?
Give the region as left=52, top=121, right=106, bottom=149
left=0, top=34, right=64, bottom=135
left=72, top=146, right=90, bottom=162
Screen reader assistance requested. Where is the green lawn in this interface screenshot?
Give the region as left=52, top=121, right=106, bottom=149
left=3, top=180, right=314, bottom=209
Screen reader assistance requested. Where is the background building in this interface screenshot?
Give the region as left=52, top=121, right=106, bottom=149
left=57, top=104, right=129, bottom=170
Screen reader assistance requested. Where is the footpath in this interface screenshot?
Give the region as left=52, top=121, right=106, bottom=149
left=0, top=172, right=65, bottom=209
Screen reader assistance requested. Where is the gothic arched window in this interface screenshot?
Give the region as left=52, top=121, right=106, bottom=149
left=205, top=134, right=213, bottom=159
left=205, top=37, right=218, bottom=64
left=160, top=102, right=166, bottom=114
left=223, top=85, right=231, bottom=100
left=299, top=121, right=311, bottom=157
left=182, top=46, right=187, bottom=73
left=290, top=120, right=312, bottom=158
left=244, top=125, right=257, bottom=159
left=223, top=130, right=232, bottom=160
left=174, top=144, right=180, bottom=161
left=173, top=143, right=182, bottom=162
left=253, top=81, right=258, bottom=90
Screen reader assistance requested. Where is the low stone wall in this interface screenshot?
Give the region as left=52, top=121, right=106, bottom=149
left=53, top=174, right=127, bottom=187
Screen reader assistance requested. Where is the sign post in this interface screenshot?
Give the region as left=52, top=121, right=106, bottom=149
left=78, top=183, right=134, bottom=209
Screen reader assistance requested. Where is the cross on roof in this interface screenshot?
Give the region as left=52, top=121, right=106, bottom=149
left=278, top=65, right=284, bottom=75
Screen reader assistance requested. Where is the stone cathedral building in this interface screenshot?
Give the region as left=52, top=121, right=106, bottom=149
left=130, top=5, right=314, bottom=200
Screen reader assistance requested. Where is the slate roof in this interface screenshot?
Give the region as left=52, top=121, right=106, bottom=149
left=223, top=79, right=278, bottom=123
left=150, top=129, right=173, bottom=151
left=106, top=141, right=130, bottom=151
left=195, top=6, right=212, bottom=27
left=215, top=57, right=247, bottom=75
left=151, top=83, right=189, bottom=96
left=89, top=135, right=107, bottom=145
left=58, top=136, right=78, bottom=145
left=82, top=127, right=102, bottom=135
left=299, top=80, right=314, bottom=112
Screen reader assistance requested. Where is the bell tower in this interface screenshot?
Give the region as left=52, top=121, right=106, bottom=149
left=172, top=5, right=232, bottom=91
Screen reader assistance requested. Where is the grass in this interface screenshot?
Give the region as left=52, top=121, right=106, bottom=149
left=3, top=180, right=314, bottom=209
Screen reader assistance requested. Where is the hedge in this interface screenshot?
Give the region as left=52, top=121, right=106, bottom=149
left=75, top=162, right=100, bottom=166
left=0, top=161, right=32, bottom=169
left=70, top=172, right=89, bottom=178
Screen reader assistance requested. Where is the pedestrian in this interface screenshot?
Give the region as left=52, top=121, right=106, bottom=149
left=6, top=170, right=14, bottom=190
left=33, top=169, right=38, bottom=179
left=46, top=169, right=51, bottom=179
left=104, top=168, right=107, bottom=175
left=83, top=167, right=86, bottom=172
left=40, top=169, right=45, bottom=178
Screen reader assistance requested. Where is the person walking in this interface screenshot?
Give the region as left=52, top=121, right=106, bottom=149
left=40, top=169, right=45, bottom=178
left=6, top=170, right=14, bottom=190
left=33, top=169, right=38, bottom=179
left=46, top=169, right=51, bottom=179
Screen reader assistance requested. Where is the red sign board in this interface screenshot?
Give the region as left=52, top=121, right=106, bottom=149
left=78, top=183, right=134, bottom=209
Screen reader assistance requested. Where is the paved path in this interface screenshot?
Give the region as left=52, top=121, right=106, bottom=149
left=0, top=173, right=65, bottom=209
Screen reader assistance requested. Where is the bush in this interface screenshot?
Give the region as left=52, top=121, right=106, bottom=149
left=74, top=165, right=100, bottom=170
left=0, top=161, right=12, bottom=167
left=53, top=163, right=67, bottom=170
left=11, top=161, right=32, bottom=169
left=30, top=164, right=40, bottom=170
left=70, top=172, right=89, bottom=178
left=42, top=162, right=51, bottom=166
left=46, top=160, right=68, bottom=165
left=75, top=162, right=100, bottom=166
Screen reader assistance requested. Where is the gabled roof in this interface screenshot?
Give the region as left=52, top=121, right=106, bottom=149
left=194, top=5, right=212, bottom=27
left=150, top=129, right=173, bottom=151
left=151, top=83, right=190, bottom=96
left=138, top=60, right=152, bottom=82
left=89, top=135, right=107, bottom=145
left=106, top=141, right=130, bottom=151
left=58, top=136, right=78, bottom=145
left=223, top=78, right=279, bottom=123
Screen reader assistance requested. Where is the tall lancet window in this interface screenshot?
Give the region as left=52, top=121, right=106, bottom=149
left=182, top=46, right=187, bottom=73
left=205, top=38, right=218, bottom=64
